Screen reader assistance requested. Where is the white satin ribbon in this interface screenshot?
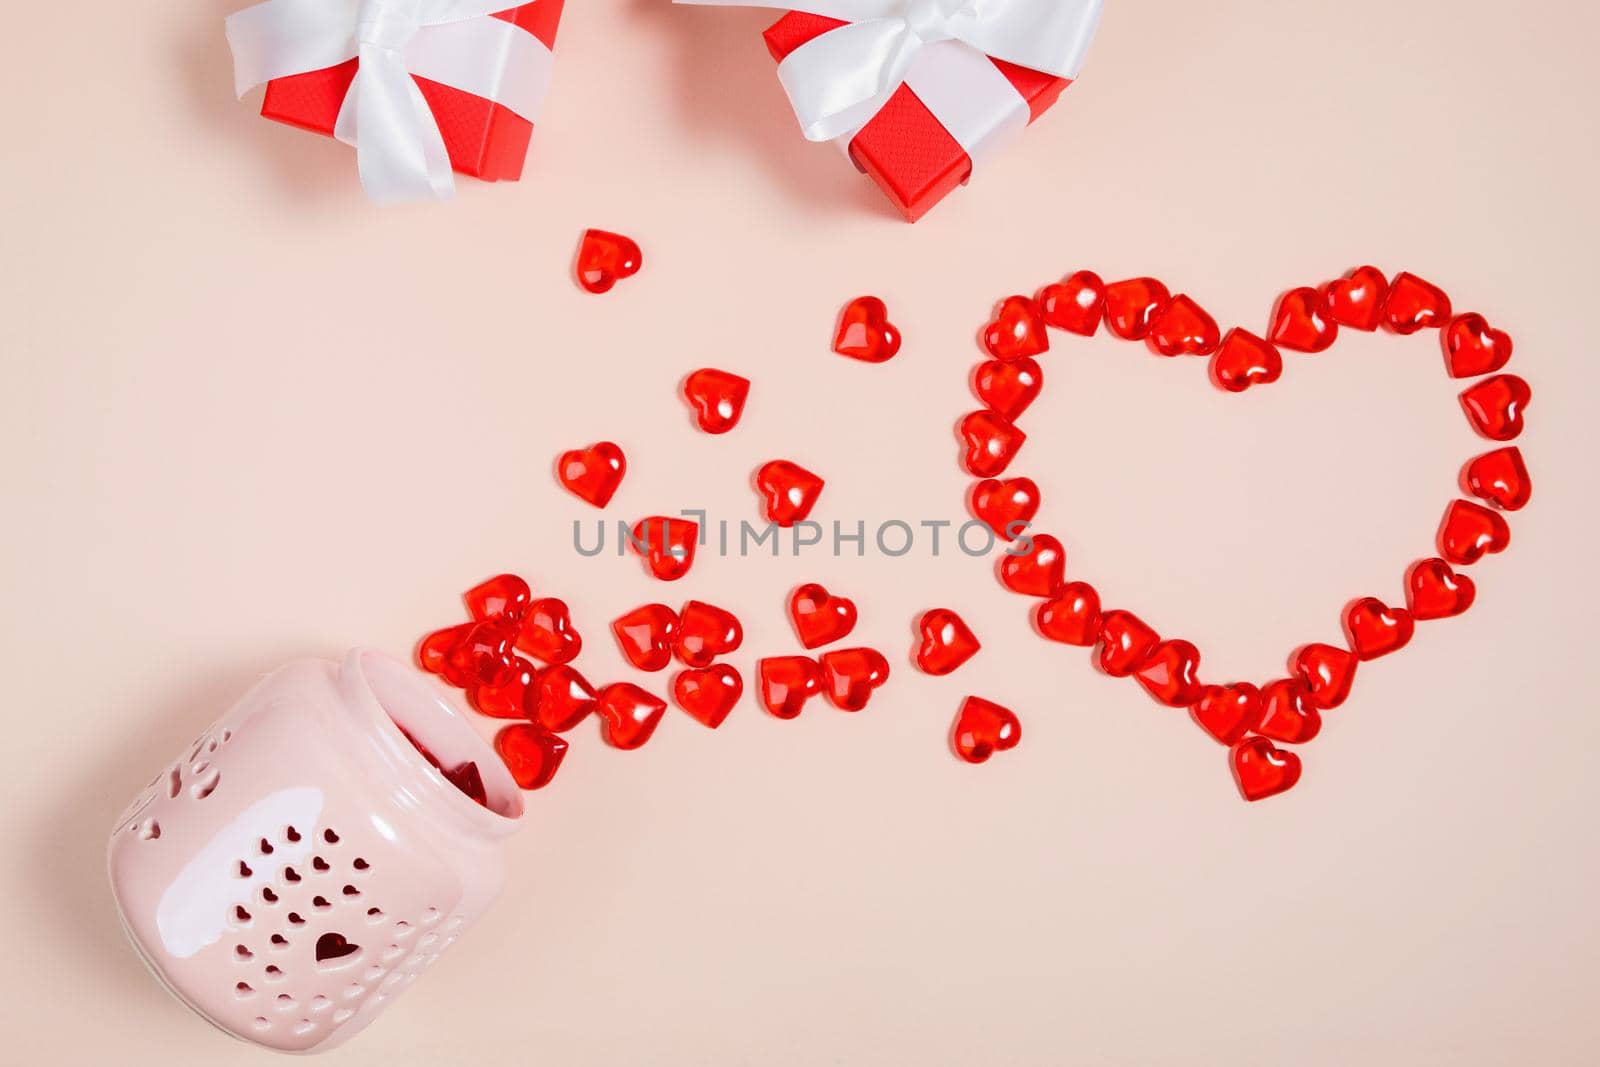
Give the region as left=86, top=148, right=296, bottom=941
left=227, top=0, right=554, bottom=203
left=675, top=0, right=1102, bottom=163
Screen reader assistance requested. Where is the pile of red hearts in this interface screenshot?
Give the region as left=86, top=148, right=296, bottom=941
left=961, top=266, right=1531, bottom=800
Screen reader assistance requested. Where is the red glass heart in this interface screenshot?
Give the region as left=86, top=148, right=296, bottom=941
left=756, top=460, right=825, bottom=527
left=1444, top=313, right=1513, bottom=378
left=1291, top=643, right=1356, bottom=709
left=417, top=622, right=472, bottom=675
left=597, top=683, right=668, bottom=750
left=1034, top=581, right=1101, bottom=646
left=464, top=573, right=532, bottom=623
left=469, top=655, right=537, bottom=719
left=515, top=597, right=581, bottom=665
left=1269, top=287, right=1338, bottom=353
left=494, top=723, right=568, bottom=790
left=1102, top=277, right=1171, bottom=340
left=532, top=664, right=598, bottom=732
left=1344, top=597, right=1414, bottom=660
left=576, top=229, right=641, bottom=294
left=960, top=410, right=1026, bottom=478
left=983, top=296, right=1050, bottom=361
left=951, top=696, right=1021, bottom=764
left=1133, top=639, right=1203, bottom=706
left=1382, top=271, right=1451, bottom=334
left=915, top=608, right=981, bottom=675
left=790, top=583, right=858, bottom=649
left=1438, top=499, right=1510, bottom=565
left=1189, top=682, right=1262, bottom=746
left=1463, top=446, right=1531, bottom=511
left=973, top=358, right=1043, bottom=421
left=819, top=648, right=891, bottom=711
left=1096, top=610, right=1158, bottom=677
left=442, top=620, right=518, bottom=689
left=1210, top=328, right=1283, bottom=393
left=998, top=534, right=1066, bottom=597
left=1460, top=374, right=1531, bottom=441
left=1231, top=737, right=1302, bottom=801
left=969, top=477, right=1040, bottom=541
left=834, top=296, right=901, bottom=363
left=683, top=369, right=750, bottom=435
left=1036, top=270, right=1106, bottom=336
left=1406, top=558, right=1476, bottom=620
left=673, top=664, right=743, bottom=729
left=1147, top=294, right=1221, bottom=357
left=557, top=442, right=626, bottom=508
left=1321, top=265, right=1388, bottom=331
left=676, top=600, right=744, bottom=668
left=630, top=516, right=698, bottom=581
left=1255, top=678, right=1322, bottom=744
left=757, top=656, right=824, bottom=719
left=611, top=604, right=680, bottom=672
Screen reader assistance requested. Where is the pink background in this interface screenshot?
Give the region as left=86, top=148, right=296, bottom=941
left=3, top=1, right=1598, bottom=1063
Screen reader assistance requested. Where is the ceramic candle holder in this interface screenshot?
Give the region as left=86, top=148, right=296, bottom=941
left=107, top=650, right=524, bottom=1053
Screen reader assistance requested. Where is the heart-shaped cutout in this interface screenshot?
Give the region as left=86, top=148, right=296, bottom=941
left=314, top=932, right=361, bottom=966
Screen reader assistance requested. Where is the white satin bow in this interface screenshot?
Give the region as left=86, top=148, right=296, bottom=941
left=227, top=0, right=554, bottom=202
left=674, top=0, right=1103, bottom=144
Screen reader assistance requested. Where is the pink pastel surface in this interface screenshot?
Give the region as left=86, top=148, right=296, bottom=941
left=3, top=1, right=1599, bottom=1064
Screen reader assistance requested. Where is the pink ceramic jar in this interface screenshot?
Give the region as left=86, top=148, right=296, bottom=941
left=107, top=649, right=524, bottom=1053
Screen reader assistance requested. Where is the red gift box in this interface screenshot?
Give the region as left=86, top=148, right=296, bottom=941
left=763, top=12, right=1071, bottom=222
left=260, top=1, right=564, bottom=183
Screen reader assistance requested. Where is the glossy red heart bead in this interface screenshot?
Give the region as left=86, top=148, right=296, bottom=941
left=1133, top=639, right=1203, bottom=706
left=597, top=683, right=668, bottom=750
left=951, top=697, right=1021, bottom=764
left=611, top=603, right=680, bottom=672
left=418, top=622, right=473, bottom=675
left=1406, top=558, right=1476, bottom=620
left=532, top=664, right=598, bottom=732
left=494, top=723, right=568, bottom=790
left=756, top=460, right=825, bottom=527
left=1147, top=294, right=1220, bottom=357
left=1096, top=610, right=1158, bottom=677
left=676, top=600, right=744, bottom=668
left=834, top=296, right=901, bottom=363
left=1460, top=374, right=1531, bottom=441
left=819, top=648, right=890, bottom=711
left=576, top=229, right=641, bottom=294
left=1254, top=678, right=1322, bottom=744
left=757, top=656, right=824, bottom=719
left=673, top=665, right=743, bottom=729
left=1438, top=499, right=1510, bottom=565
left=998, top=534, right=1066, bottom=597
left=464, top=573, right=532, bottom=622
left=1321, top=266, right=1388, bottom=331
left=1292, top=643, right=1356, bottom=709
left=960, top=410, right=1026, bottom=478
left=1382, top=271, right=1451, bottom=334
left=789, top=583, right=858, bottom=649
left=515, top=597, right=581, bottom=665
left=1344, top=597, right=1414, bottom=660
left=1037, top=270, right=1105, bottom=335
left=1269, top=287, right=1338, bottom=353
left=1102, top=277, right=1170, bottom=340
left=1034, top=581, right=1101, bottom=645
left=1463, top=446, right=1531, bottom=510
left=442, top=620, right=518, bottom=689
left=915, top=608, right=981, bottom=675
left=469, top=655, right=538, bottom=719
left=1231, top=737, right=1302, bottom=802
left=683, top=369, right=750, bottom=435
left=557, top=442, right=627, bottom=508
left=983, top=296, right=1050, bottom=361
left=1444, top=313, right=1513, bottom=378
left=1209, top=328, right=1283, bottom=393
left=969, top=477, right=1040, bottom=541
left=973, top=358, right=1043, bottom=421
left=631, top=516, right=698, bottom=581
left=1189, top=683, right=1262, bottom=746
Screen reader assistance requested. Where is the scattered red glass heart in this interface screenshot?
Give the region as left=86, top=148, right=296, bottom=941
left=576, top=229, right=641, bottom=294
left=464, top=573, right=531, bottom=623
left=683, top=369, right=750, bottom=435
left=1321, top=265, right=1387, bottom=331
left=1382, top=271, right=1451, bottom=334
left=1460, top=374, right=1530, bottom=441
left=1444, top=313, right=1512, bottom=379
left=611, top=604, right=680, bottom=672
left=789, top=583, right=857, bottom=649
left=631, top=516, right=698, bottom=581
left=1231, top=737, right=1302, bottom=802
left=1269, top=287, right=1338, bottom=353
left=1210, top=328, right=1283, bottom=393
left=960, top=410, right=1026, bottom=478
left=1406, top=558, right=1476, bottom=620
left=442, top=620, right=518, bottom=689
left=1189, top=683, right=1262, bottom=746
left=1102, top=277, right=1171, bottom=340
left=417, top=622, right=472, bottom=675
left=673, top=665, right=743, bottom=729
left=1255, top=679, right=1322, bottom=744
left=1291, top=644, right=1356, bottom=710
left=676, top=600, right=743, bottom=668
left=494, top=723, right=568, bottom=790
left=1133, top=639, right=1203, bottom=707
left=983, top=296, right=1049, bottom=361
left=1034, top=581, right=1101, bottom=646
left=515, top=597, right=581, bottom=665
left=819, top=648, right=890, bottom=711
left=969, top=477, right=1040, bottom=541
left=469, top=656, right=537, bottom=719
left=557, top=442, right=626, bottom=508
left=973, top=358, right=1043, bottom=421
left=756, top=460, right=825, bottom=527
left=533, top=664, right=598, bottom=732
left=1096, top=610, right=1158, bottom=677
left=757, top=656, right=824, bottom=719
left=1343, top=597, right=1414, bottom=660
left=1036, top=270, right=1105, bottom=335
left=914, top=609, right=981, bottom=675
left=997, top=534, right=1066, bottom=597
left=597, top=683, right=668, bottom=750
left=1462, top=446, right=1531, bottom=511
left=1438, top=499, right=1510, bottom=565
left=951, top=697, right=1021, bottom=764
left=1148, top=294, right=1220, bottom=357
left=834, top=296, right=901, bottom=363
